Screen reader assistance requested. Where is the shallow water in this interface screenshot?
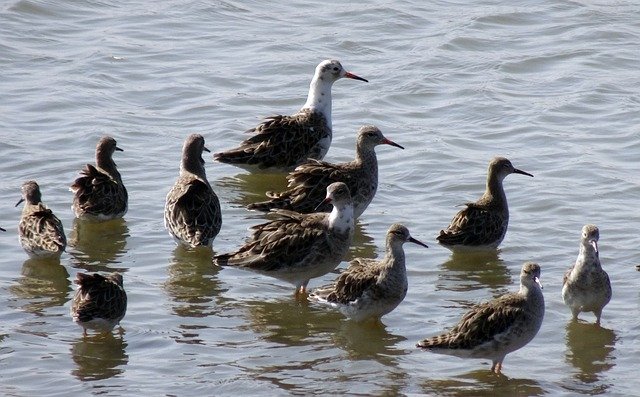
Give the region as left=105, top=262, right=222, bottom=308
left=1, top=0, right=639, bottom=395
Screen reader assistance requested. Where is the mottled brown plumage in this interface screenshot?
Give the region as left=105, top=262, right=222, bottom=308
left=71, top=272, right=127, bottom=335
left=214, top=182, right=354, bottom=294
left=437, top=157, right=533, bottom=251
left=71, top=136, right=128, bottom=220
left=16, top=180, right=66, bottom=258
left=562, top=224, right=611, bottom=324
left=417, top=262, right=545, bottom=374
left=310, top=223, right=427, bottom=321
left=214, top=60, right=368, bottom=170
left=247, top=125, right=403, bottom=217
left=165, top=134, right=222, bottom=248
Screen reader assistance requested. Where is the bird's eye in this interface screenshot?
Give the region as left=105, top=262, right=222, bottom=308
left=333, top=67, right=339, bottom=72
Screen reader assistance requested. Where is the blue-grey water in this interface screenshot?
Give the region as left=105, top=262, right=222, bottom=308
left=1, top=0, right=639, bottom=395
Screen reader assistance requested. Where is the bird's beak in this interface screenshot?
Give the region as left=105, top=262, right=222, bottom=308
left=513, top=168, right=533, bottom=177
left=344, top=71, right=368, bottom=83
left=314, top=197, right=331, bottom=211
left=409, top=236, right=429, bottom=248
left=382, top=138, right=404, bottom=150
left=535, top=276, right=543, bottom=290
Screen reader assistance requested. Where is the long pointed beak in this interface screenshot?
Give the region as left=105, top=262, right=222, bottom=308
left=15, top=198, right=25, bottom=207
left=344, top=71, right=368, bottom=83
left=382, top=138, right=404, bottom=150
left=409, top=236, right=429, bottom=248
left=590, top=240, right=599, bottom=254
left=513, top=168, right=533, bottom=177
left=535, top=276, right=543, bottom=290
left=314, top=197, right=331, bottom=211
left=203, top=146, right=211, bottom=153
left=115, top=146, right=124, bottom=152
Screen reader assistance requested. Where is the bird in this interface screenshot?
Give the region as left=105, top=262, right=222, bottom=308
left=71, top=272, right=127, bottom=336
left=214, top=59, right=368, bottom=171
left=165, top=134, right=222, bottom=248
left=70, top=136, right=128, bottom=220
left=417, top=262, right=545, bottom=374
left=247, top=125, right=404, bottom=218
left=16, top=180, right=66, bottom=258
left=309, top=223, right=427, bottom=322
left=562, top=224, right=611, bottom=325
left=214, top=182, right=354, bottom=295
left=437, top=157, right=533, bottom=251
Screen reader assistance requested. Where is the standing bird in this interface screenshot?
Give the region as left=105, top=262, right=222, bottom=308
left=214, top=182, right=354, bottom=295
left=417, top=262, right=545, bottom=374
left=437, top=157, right=533, bottom=251
left=71, top=136, right=128, bottom=220
left=214, top=60, right=368, bottom=170
left=71, top=272, right=127, bottom=336
left=562, top=224, right=611, bottom=325
left=165, top=134, right=222, bottom=248
left=247, top=125, right=404, bottom=218
left=16, top=180, right=66, bottom=258
left=309, top=223, right=428, bottom=322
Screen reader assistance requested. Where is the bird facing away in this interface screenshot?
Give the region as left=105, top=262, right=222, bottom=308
left=417, top=262, right=545, bottom=374
left=309, top=223, right=428, bottom=322
left=165, top=134, right=222, bottom=248
left=16, top=180, right=66, bottom=258
left=437, top=157, right=533, bottom=251
left=247, top=125, right=404, bottom=218
left=562, top=224, right=611, bottom=325
left=214, top=59, right=368, bottom=171
left=71, top=272, right=127, bottom=336
left=71, top=136, right=128, bottom=221
left=214, top=182, right=354, bottom=295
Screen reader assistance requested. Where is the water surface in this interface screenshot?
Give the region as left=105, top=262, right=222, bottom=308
left=1, top=0, right=639, bottom=395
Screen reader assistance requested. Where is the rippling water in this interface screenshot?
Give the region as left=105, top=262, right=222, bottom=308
left=1, top=0, right=639, bottom=395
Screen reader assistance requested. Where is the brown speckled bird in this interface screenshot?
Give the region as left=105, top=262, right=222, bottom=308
left=417, top=262, right=545, bottom=374
left=214, top=60, right=367, bottom=171
left=437, top=157, right=533, bottom=251
left=164, top=134, right=222, bottom=248
left=16, top=180, right=66, bottom=258
left=214, top=182, right=354, bottom=295
left=309, top=223, right=427, bottom=322
left=71, top=272, right=127, bottom=335
left=562, top=224, right=611, bottom=324
left=247, top=125, right=403, bottom=218
left=71, top=136, right=128, bottom=220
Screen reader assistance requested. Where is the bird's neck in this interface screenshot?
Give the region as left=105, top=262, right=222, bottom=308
left=328, top=202, right=354, bottom=236
left=96, top=151, right=121, bottom=180
left=302, top=76, right=333, bottom=126
left=384, top=241, right=406, bottom=269
left=576, top=244, right=600, bottom=270
left=481, top=175, right=507, bottom=208
left=181, top=155, right=207, bottom=180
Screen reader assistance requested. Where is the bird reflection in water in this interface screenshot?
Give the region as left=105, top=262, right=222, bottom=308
left=71, top=332, right=128, bottom=381
left=165, top=245, right=232, bottom=345
left=218, top=172, right=290, bottom=208
left=421, top=368, right=545, bottom=396
left=565, top=321, right=616, bottom=387
left=436, top=250, right=512, bottom=294
left=165, top=245, right=222, bottom=313
left=242, top=297, right=409, bottom=395
left=68, top=218, right=129, bottom=272
left=9, top=258, right=71, bottom=316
